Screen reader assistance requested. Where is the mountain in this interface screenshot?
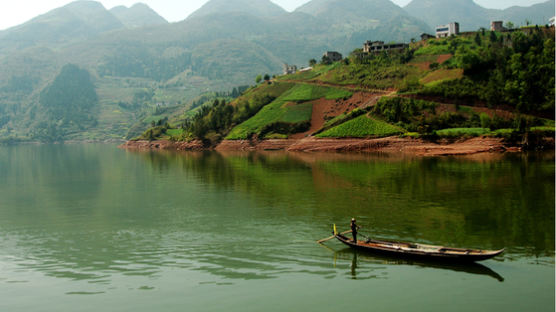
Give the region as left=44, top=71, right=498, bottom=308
left=295, top=0, right=432, bottom=47
left=188, top=0, right=287, bottom=19
left=500, top=1, right=555, bottom=27
left=404, top=0, right=555, bottom=31
left=110, top=3, right=168, bottom=28
left=297, top=0, right=409, bottom=20
left=0, top=1, right=123, bottom=54
left=404, top=0, right=490, bottom=31
left=1, top=0, right=549, bottom=143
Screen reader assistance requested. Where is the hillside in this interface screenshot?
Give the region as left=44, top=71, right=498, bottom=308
left=110, top=3, right=168, bottom=28
left=188, top=0, right=286, bottom=19
left=404, top=0, right=555, bottom=31
left=136, top=27, right=554, bottom=151
left=0, top=0, right=553, bottom=143
left=0, top=1, right=123, bottom=55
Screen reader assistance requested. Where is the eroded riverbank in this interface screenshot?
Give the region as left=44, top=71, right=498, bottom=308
left=119, top=136, right=550, bottom=156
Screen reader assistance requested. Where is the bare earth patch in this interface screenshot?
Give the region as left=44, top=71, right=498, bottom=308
left=290, top=92, right=383, bottom=139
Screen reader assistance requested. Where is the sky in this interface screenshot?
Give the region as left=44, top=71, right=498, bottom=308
left=0, top=0, right=550, bottom=31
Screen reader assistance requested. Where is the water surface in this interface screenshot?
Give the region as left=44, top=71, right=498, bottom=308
left=0, top=145, right=554, bottom=311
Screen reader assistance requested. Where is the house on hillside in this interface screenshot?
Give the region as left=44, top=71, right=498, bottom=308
left=323, top=51, right=343, bottom=62
left=549, top=17, right=555, bottom=27
left=436, top=22, right=460, bottom=38
left=420, top=33, right=435, bottom=41
left=283, top=63, right=297, bottom=75
left=363, top=40, right=409, bottom=54
left=490, top=21, right=506, bottom=32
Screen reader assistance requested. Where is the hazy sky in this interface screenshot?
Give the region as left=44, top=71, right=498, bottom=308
left=0, top=0, right=550, bottom=31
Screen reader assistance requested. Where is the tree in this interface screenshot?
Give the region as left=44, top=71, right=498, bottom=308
left=506, top=21, right=515, bottom=29
left=255, top=75, right=262, bottom=84
left=480, top=113, right=491, bottom=129
left=321, top=55, right=331, bottom=65
left=474, top=33, right=482, bottom=46
left=309, top=59, right=317, bottom=66
left=263, top=74, right=270, bottom=82
left=489, top=31, right=497, bottom=43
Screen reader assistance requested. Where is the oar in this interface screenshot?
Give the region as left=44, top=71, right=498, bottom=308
left=317, top=230, right=352, bottom=244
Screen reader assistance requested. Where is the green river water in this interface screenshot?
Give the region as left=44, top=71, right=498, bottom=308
left=0, top=144, right=554, bottom=311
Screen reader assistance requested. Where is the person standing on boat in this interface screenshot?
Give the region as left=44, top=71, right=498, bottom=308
left=350, top=218, right=360, bottom=244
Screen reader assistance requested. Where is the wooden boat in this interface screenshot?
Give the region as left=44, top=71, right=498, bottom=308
left=334, top=233, right=504, bottom=262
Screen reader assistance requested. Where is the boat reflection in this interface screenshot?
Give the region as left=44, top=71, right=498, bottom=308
left=334, top=248, right=504, bottom=282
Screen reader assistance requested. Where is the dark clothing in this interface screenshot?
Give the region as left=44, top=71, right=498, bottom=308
left=351, top=221, right=359, bottom=244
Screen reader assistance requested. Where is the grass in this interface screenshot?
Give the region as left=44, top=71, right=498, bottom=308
left=280, top=102, right=313, bottom=123
left=226, top=84, right=352, bottom=139
left=318, top=63, right=422, bottom=90
left=281, top=84, right=352, bottom=102
left=316, top=115, right=404, bottom=138
left=166, top=128, right=185, bottom=137
left=420, top=69, right=464, bottom=86
left=263, top=133, right=288, bottom=139
left=436, top=128, right=490, bottom=137
left=323, top=113, right=347, bottom=128
left=531, top=126, right=555, bottom=132
left=414, top=44, right=452, bottom=56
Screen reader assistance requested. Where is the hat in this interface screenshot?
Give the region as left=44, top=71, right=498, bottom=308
left=351, top=218, right=356, bottom=221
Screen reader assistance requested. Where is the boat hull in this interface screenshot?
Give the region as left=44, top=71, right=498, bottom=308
left=335, top=234, right=504, bottom=262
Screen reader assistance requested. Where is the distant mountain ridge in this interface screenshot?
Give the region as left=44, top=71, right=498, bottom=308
left=110, top=3, right=168, bottom=28
left=404, top=0, right=555, bottom=31
left=0, top=1, right=123, bottom=54
left=188, top=0, right=287, bottom=19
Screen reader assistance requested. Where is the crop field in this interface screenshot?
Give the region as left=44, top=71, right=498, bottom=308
left=280, top=102, right=313, bottom=123
left=420, top=69, right=464, bottom=86
left=317, top=115, right=404, bottom=138
left=281, top=84, right=352, bottom=102
left=226, top=84, right=351, bottom=139
left=318, top=63, right=421, bottom=90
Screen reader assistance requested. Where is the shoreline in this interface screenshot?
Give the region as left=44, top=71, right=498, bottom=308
left=119, top=136, right=554, bottom=156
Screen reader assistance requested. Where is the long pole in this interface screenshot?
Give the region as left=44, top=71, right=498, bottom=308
left=317, top=230, right=352, bottom=244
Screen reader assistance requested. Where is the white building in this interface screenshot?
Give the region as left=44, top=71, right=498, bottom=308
left=549, top=17, right=555, bottom=27
left=436, top=22, right=460, bottom=38
left=283, top=63, right=297, bottom=75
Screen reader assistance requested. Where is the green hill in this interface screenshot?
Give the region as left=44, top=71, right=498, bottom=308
left=140, top=27, right=554, bottom=145
left=0, top=0, right=552, bottom=143
left=404, top=0, right=555, bottom=31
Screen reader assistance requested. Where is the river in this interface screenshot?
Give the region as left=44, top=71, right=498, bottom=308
left=0, top=144, right=554, bottom=311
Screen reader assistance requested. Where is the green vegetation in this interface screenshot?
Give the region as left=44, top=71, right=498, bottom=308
left=281, top=84, right=352, bottom=102
left=31, top=64, right=98, bottom=142
left=436, top=128, right=490, bottom=137
left=316, top=51, right=419, bottom=90
left=317, top=115, right=404, bottom=138
left=122, top=26, right=554, bottom=145
left=280, top=102, right=313, bottom=123
left=1, top=0, right=554, bottom=143
left=224, top=84, right=351, bottom=140
left=417, top=29, right=555, bottom=116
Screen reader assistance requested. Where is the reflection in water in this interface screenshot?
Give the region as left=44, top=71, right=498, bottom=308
left=334, top=248, right=505, bottom=282
left=0, top=145, right=553, bottom=309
